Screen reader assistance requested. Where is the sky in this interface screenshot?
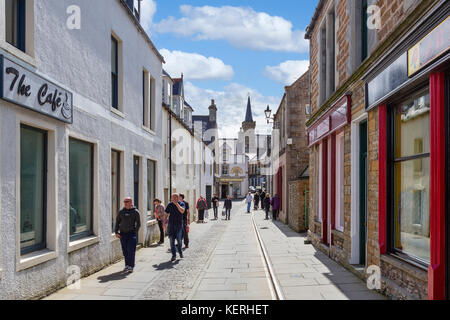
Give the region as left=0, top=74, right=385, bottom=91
left=141, top=0, right=317, bottom=138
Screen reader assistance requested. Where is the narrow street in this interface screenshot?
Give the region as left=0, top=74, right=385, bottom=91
left=44, top=201, right=384, bottom=300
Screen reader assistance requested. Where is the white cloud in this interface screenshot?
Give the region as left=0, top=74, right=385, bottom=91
left=184, top=81, right=280, bottom=139
left=264, top=60, right=310, bottom=85
left=160, top=49, right=234, bottom=81
left=141, top=0, right=157, bottom=33
left=154, top=5, right=309, bottom=53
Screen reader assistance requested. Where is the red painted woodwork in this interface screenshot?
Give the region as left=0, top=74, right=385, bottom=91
left=322, top=139, right=328, bottom=245
left=428, top=72, right=446, bottom=300
left=330, top=134, right=336, bottom=245
left=308, top=95, right=351, bottom=147
left=379, top=104, right=387, bottom=255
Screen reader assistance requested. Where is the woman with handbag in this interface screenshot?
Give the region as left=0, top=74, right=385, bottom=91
left=196, top=196, right=208, bottom=223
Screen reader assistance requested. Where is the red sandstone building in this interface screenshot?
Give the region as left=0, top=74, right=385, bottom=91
left=306, top=0, right=449, bottom=299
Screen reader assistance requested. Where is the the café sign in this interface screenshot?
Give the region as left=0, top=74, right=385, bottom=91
left=408, top=15, right=450, bottom=77
left=0, top=55, right=73, bottom=123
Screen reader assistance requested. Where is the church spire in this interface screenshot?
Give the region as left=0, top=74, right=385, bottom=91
left=245, top=95, right=254, bottom=122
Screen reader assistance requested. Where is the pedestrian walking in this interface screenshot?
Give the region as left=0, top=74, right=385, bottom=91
left=271, top=194, right=280, bottom=221
left=179, top=194, right=190, bottom=249
left=115, top=197, right=141, bottom=273
left=254, top=192, right=260, bottom=210
left=224, top=195, right=232, bottom=220
left=196, top=196, right=208, bottom=223
left=154, top=199, right=167, bottom=244
left=245, top=192, right=253, bottom=213
left=212, top=194, right=219, bottom=220
left=263, top=193, right=271, bottom=220
left=165, top=193, right=186, bottom=262
left=260, top=190, right=266, bottom=210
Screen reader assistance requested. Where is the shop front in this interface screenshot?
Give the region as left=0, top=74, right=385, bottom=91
left=307, top=95, right=351, bottom=248
left=365, top=9, right=449, bottom=299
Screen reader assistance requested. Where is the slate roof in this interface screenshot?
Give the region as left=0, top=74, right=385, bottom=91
left=184, top=101, right=194, bottom=111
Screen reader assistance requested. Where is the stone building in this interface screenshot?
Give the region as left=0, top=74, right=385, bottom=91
left=270, top=70, right=311, bottom=231
left=238, top=96, right=270, bottom=192
left=305, top=0, right=449, bottom=300
left=217, top=138, right=248, bottom=199
left=0, top=0, right=165, bottom=299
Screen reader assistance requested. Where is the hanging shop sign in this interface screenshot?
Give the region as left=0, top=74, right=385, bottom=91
left=408, top=15, right=450, bottom=77
left=0, top=55, right=73, bottom=123
left=307, top=95, right=351, bottom=147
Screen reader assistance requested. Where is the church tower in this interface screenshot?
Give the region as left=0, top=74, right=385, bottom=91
left=240, top=95, right=256, bottom=154
left=242, top=96, right=256, bottom=132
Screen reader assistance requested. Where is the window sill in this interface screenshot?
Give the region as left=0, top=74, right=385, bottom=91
left=380, top=253, right=428, bottom=281
left=110, top=107, right=125, bottom=118
left=0, top=40, right=36, bottom=67
left=141, top=126, right=156, bottom=136
left=17, top=249, right=57, bottom=272
left=68, top=236, right=100, bottom=253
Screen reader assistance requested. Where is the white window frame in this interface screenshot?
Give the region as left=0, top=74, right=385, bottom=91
left=335, top=132, right=345, bottom=232
left=15, top=113, right=58, bottom=271
left=318, top=143, right=323, bottom=223
left=110, top=145, right=125, bottom=240
left=0, top=0, right=36, bottom=66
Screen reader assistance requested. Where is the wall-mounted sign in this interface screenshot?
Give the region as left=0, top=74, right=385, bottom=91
left=0, top=55, right=73, bottom=123
left=366, top=53, right=409, bottom=109
left=307, top=95, right=351, bottom=147
left=408, top=15, right=450, bottom=77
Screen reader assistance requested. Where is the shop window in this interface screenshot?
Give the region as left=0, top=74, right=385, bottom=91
left=20, top=125, right=47, bottom=254
left=147, top=159, right=156, bottom=221
left=390, top=90, right=430, bottom=264
left=317, top=143, right=323, bottom=222
left=5, top=0, right=26, bottom=52
left=111, top=150, right=121, bottom=232
left=69, top=138, right=94, bottom=241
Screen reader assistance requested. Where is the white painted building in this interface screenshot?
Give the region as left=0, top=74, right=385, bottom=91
left=217, top=139, right=248, bottom=199
left=0, top=0, right=165, bottom=299
left=161, top=71, right=215, bottom=220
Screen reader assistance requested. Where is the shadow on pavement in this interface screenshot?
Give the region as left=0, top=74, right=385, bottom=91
left=97, top=271, right=130, bottom=283
left=152, top=260, right=180, bottom=271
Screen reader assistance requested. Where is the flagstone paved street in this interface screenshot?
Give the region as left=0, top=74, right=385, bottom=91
left=44, top=200, right=385, bottom=300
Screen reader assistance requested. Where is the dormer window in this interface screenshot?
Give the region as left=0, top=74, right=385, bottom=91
left=126, top=0, right=141, bottom=21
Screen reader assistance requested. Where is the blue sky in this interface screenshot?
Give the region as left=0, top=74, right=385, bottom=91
left=141, top=0, right=317, bottom=137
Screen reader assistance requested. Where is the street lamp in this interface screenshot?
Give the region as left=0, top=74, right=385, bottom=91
left=264, top=105, right=274, bottom=124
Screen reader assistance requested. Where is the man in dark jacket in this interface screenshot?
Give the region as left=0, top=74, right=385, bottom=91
left=166, top=193, right=186, bottom=262
left=263, top=194, right=271, bottom=220
left=260, top=191, right=266, bottom=210
left=180, top=194, right=190, bottom=249
left=212, top=194, right=219, bottom=220
left=224, top=195, right=232, bottom=221
left=254, top=192, right=260, bottom=210
left=115, top=197, right=141, bottom=273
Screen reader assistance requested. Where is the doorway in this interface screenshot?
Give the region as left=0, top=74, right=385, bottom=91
left=206, top=185, right=212, bottom=209
left=133, top=156, right=140, bottom=211
left=359, top=120, right=368, bottom=265
left=221, top=184, right=228, bottom=199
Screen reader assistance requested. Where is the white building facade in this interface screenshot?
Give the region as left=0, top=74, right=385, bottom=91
left=0, top=0, right=164, bottom=299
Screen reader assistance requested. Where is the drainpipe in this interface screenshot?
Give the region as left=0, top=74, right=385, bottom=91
left=169, top=110, right=173, bottom=196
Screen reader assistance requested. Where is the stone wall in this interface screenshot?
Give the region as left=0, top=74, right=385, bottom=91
left=288, top=180, right=309, bottom=233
